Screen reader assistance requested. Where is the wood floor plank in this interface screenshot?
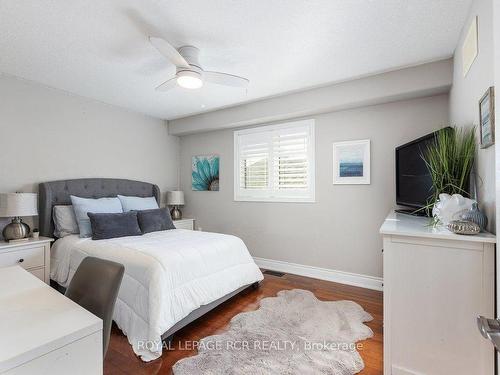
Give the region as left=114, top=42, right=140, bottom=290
left=104, top=272, right=383, bottom=374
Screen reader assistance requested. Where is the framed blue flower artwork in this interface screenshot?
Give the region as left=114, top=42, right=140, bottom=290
left=192, top=155, right=220, bottom=191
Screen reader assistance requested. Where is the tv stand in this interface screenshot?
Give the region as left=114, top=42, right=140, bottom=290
left=380, top=211, right=495, bottom=375
left=394, top=208, right=428, bottom=217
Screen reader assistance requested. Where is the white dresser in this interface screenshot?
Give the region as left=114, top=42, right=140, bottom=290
left=0, top=237, right=52, bottom=284
left=174, top=218, right=195, bottom=230
left=380, top=211, right=495, bottom=375
left=0, top=266, right=103, bottom=374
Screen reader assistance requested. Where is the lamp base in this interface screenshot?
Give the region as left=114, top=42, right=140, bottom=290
left=170, top=206, right=182, bottom=220
left=2, top=217, right=30, bottom=241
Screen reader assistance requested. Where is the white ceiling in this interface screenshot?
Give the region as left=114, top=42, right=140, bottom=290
left=0, top=0, right=471, bottom=120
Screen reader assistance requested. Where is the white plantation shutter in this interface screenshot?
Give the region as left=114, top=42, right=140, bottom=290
left=273, top=128, right=309, bottom=190
left=238, top=133, right=270, bottom=190
left=234, top=120, right=315, bottom=202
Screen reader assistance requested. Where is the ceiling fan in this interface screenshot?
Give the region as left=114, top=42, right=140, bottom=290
left=149, top=37, right=249, bottom=91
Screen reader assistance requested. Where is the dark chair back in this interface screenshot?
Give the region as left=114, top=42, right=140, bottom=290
left=65, top=256, right=124, bottom=357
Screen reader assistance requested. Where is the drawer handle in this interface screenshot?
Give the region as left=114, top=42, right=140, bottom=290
left=18, top=258, right=24, bottom=263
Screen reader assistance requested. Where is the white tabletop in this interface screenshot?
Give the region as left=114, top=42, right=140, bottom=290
left=380, top=210, right=496, bottom=243
left=0, top=266, right=102, bottom=372
left=0, top=236, right=53, bottom=250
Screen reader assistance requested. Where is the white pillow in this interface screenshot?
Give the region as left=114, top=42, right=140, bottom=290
left=70, top=196, right=123, bottom=238
left=53, top=205, right=79, bottom=238
left=117, top=195, right=159, bottom=212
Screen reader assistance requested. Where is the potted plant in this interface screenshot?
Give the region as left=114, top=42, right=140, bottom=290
left=421, top=126, right=476, bottom=224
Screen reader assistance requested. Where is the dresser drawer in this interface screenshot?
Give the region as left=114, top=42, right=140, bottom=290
left=0, top=246, right=45, bottom=269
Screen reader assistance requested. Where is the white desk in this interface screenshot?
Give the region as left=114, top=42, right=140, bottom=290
left=0, top=266, right=103, bottom=374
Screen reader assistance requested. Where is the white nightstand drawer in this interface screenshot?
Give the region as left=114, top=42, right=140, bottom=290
left=28, top=267, right=45, bottom=281
left=0, top=246, right=45, bottom=270
left=174, top=219, right=195, bottom=230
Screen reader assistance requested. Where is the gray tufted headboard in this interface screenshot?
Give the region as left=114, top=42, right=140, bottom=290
left=39, top=178, right=161, bottom=237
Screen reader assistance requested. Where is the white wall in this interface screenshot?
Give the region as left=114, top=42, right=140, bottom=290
left=180, top=94, right=449, bottom=279
left=493, top=1, right=500, bottom=368
left=493, top=0, right=500, bottom=362
left=0, top=74, right=179, bottom=231
left=449, top=0, right=495, bottom=232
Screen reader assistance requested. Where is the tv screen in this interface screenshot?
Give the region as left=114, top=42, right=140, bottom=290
left=396, top=131, right=439, bottom=209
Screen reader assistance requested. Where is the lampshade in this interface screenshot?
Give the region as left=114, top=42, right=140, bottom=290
left=167, top=191, right=185, bottom=206
left=0, top=193, right=38, bottom=217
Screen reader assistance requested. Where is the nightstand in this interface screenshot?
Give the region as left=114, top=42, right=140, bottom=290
left=0, top=237, right=53, bottom=284
left=173, top=218, right=195, bottom=230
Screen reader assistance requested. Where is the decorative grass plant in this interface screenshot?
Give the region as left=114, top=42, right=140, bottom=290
left=421, top=126, right=476, bottom=217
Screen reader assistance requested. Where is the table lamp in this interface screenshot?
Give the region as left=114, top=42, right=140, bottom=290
left=0, top=193, right=38, bottom=242
left=167, top=191, right=185, bottom=220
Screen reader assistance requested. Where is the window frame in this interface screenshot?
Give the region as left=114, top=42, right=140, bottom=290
left=233, top=119, right=316, bottom=203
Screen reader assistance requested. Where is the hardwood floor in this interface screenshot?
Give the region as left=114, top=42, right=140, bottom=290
left=104, top=272, right=383, bottom=375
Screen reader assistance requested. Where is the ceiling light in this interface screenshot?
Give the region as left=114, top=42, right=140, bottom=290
left=177, top=71, right=203, bottom=89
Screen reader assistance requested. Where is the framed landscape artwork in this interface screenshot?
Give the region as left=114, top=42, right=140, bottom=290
left=333, top=139, right=370, bottom=185
left=192, top=155, right=220, bottom=191
left=479, top=86, right=495, bottom=148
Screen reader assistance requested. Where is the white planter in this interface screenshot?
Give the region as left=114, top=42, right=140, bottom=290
left=432, top=193, right=475, bottom=225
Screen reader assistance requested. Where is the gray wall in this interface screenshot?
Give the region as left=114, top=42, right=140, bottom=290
left=180, top=94, right=449, bottom=278
left=0, top=74, right=179, bottom=232
left=169, top=59, right=452, bottom=135
left=495, top=0, right=500, bottom=239
left=449, top=0, right=495, bottom=232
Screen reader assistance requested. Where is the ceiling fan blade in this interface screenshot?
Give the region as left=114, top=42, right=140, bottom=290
left=149, top=37, right=190, bottom=69
left=155, top=77, right=177, bottom=91
left=204, top=71, right=249, bottom=88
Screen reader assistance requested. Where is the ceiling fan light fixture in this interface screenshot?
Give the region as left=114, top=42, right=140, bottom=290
left=177, top=71, right=203, bottom=89
left=150, top=37, right=249, bottom=92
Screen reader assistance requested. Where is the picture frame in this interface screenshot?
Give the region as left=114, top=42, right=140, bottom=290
left=333, top=139, right=370, bottom=185
left=479, top=86, right=495, bottom=148
left=462, top=16, right=478, bottom=77
left=192, top=155, right=220, bottom=191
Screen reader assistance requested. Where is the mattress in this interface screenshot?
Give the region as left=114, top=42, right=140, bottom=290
left=50, top=229, right=263, bottom=361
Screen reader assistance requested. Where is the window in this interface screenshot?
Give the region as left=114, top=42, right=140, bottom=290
left=234, top=120, right=315, bottom=202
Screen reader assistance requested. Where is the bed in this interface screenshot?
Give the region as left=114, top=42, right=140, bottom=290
left=39, top=178, right=263, bottom=361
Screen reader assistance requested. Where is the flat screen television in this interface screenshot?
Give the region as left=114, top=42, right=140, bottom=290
left=395, top=128, right=449, bottom=214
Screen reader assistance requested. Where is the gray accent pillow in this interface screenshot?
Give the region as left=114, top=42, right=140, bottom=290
left=87, top=211, right=142, bottom=240
left=53, top=205, right=79, bottom=238
left=136, top=208, right=175, bottom=234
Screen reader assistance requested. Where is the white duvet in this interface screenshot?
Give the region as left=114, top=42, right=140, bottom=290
left=50, top=229, right=263, bottom=361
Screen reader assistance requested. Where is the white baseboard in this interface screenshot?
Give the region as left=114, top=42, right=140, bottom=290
left=253, top=257, right=383, bottom=291
left=391, top=365, right=420, bottom=375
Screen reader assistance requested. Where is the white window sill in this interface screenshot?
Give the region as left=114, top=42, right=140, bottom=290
left=234, top=195, right=316, bottom=203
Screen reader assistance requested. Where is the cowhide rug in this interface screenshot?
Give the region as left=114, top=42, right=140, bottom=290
left=173, top=289, right=373, bottom=375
